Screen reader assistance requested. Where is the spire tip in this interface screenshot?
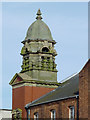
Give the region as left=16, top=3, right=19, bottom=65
left=36, top=9, right=42, bottom=20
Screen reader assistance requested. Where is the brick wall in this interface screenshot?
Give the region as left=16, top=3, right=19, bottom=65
left=12, top=86, right=25, bottom=117
left=79, top=59, right=90, bottom=119
left=30, top=98, right=77, bottom=119
left=12, top=84, right=55, bottom=118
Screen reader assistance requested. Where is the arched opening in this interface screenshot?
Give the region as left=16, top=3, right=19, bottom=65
left=34, top=112, right=38, bottom=119
left=42, top=47, right=49, bottom=52
left=50, top=109, right=56, bottom=119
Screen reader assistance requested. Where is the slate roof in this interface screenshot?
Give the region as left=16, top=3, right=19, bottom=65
left=25, top=73, right=79, bottom=109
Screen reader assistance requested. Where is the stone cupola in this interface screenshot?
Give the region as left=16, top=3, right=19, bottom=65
left=9, top=9, right=59, bottom=118
left=20, top=9, right=57, bottom=83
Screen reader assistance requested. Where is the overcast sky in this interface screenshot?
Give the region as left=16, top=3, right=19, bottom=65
left=2, top=2, right=88, bottom=109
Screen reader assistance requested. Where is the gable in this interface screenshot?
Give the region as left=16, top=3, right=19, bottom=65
left=9, top=73, right=23, bottom=86
left=13, top=76, right=23, bottom=84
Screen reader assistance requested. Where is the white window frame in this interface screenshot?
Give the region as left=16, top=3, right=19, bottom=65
left=51, top=109, right=56, bottom=120
left=69, top=106, right=75, bottom=119
left=34, top=112, right=38, bottom=120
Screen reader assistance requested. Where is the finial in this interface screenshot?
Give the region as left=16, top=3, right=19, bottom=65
left=36, top=9, right=42, bottom=20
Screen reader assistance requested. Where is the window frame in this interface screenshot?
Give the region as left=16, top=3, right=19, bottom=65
left=34, top=112, right=38, bottom=120
left=69, top=106, right=75, bottom=119
left=50, top=109, right=56, bottom=120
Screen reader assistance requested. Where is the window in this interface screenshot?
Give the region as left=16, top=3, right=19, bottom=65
left=28, top=109, right=30, bottom=120
left=41, top=56, right=44, bottom=60
left=34, top=112, right=38, bottom=120
left=42, top=47, right=49, bottom=52
left=69, top=106, right=75, bottom=120
left=51, top=109, right=56, bottom=120
left=47, top=57, right=50, bottom=61
left=26, top=48, right=29, bottom=52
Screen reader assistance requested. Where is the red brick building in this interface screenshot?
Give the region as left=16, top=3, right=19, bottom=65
left=9, top=9, right=89, bottom=119
left=79, top=59, right=90, bottom=119
left=25, top=59, right=90, bottom=119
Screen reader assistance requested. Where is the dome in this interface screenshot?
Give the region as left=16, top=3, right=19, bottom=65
left=25, top=9, right=53, bottom=41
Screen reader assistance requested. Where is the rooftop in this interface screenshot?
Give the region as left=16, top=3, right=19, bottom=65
left=25, top=73, right=79, bottom=109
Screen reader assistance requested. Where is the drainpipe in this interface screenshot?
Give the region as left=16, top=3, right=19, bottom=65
left=25, top=108, right=28, bottom=120
left=27, top=109, right=29, bottom=120
left=76, top=95, right=79, bottom=120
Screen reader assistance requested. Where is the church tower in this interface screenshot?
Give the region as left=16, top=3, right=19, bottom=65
left=9, top=9, right=59, bottom=118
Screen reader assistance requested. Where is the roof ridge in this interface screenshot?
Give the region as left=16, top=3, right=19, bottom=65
left=60, top=72, right=78, bottom=83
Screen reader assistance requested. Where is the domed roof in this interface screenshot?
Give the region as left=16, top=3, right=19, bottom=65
left=25, top=9, right=53, bottom=41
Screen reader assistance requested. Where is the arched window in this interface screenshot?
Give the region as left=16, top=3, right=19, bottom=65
left=26, top=48, right=29, bottom=53
left=34, top=112, right=38, bottom=120
left=42, top=47, right=49, bottom=52
left=69, top=106, right=75, bottom=119
left=50, top=109, right=56, bottom=120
